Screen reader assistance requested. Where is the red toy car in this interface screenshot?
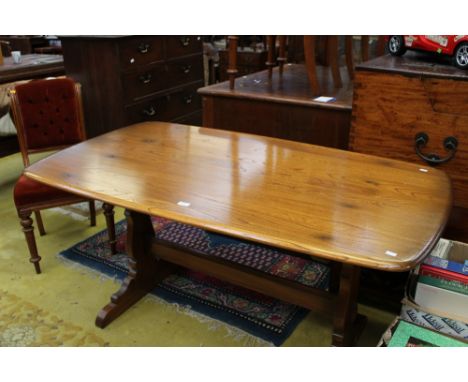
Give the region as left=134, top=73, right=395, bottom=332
left=387, top=35, right=468, bottom=69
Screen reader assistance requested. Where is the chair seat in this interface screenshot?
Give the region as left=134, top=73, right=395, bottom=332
left=14, top=174, right=81, bottom=209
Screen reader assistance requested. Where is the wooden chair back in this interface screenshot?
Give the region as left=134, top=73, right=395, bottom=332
left=304, top=35, right=386, bottom=95
left=226, top=35, right=386, bottom=92
left=9, top=77, right=86, bottom=166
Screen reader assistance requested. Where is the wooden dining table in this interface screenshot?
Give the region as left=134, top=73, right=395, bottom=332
left=24, top=121, right=452, bottom=346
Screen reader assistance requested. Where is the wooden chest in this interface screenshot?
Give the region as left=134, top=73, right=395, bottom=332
left=61, top=36, right=204, bottom=137
left=351, top=52, right=468, bottom=241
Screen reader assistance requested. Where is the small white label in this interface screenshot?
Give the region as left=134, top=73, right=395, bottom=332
left=177, top=201, right=191, bottom=207
left=314, top=96, right=336, bottom=103
left=385, top=250, right=398, bottom=257
left=419, top=168, right=429, bottom=173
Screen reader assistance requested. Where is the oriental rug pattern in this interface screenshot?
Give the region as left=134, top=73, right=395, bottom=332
left=59, top=217, right=330, bottom=345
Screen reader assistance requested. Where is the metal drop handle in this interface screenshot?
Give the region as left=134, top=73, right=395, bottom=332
left=180, top=37, right=190, bottom=46
left=142, top=106, right=156, bottom=117
left=138, top=43, right=150, bottom=54
left=414, top=132, right=458, bottom=166
left=181, top=65, right=192, bottom=74
left=139, top=73, right=152, bottom=84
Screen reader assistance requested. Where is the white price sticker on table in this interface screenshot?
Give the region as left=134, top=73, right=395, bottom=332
left=313, top=96, right=336, bottom=103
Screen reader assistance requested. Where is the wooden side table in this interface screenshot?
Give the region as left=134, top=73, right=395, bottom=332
left=199, top=63, right=353, bottom=149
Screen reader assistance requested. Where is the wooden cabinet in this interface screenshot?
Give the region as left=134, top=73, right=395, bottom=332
left=61, top=36, right=204, bottom=138
left=351, top=52, right=468, bottom=242
left=199, top=63, right=353, bottom=149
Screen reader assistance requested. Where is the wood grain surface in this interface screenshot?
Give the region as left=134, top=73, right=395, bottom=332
left=198, top=63, right=353, bottom=110
left=24, top=122, right=452, bottom=271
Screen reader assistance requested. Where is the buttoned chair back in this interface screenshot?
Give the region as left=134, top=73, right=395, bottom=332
left=10, top=77, right=86, bottom=166
left=10, top=77, right=117, bottom=274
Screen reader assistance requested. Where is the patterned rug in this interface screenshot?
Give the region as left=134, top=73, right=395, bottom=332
left=0, top=289, right=109, bottom=346
left=59, top=217, right=330, bottom=345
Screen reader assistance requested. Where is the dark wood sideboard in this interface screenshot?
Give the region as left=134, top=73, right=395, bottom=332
left=351, top=52, right=468, bottom=243
left=60, top=36, right=204, bottom=138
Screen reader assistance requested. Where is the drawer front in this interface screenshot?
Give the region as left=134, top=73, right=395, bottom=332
left=121, top=63, right=168, bottom=102
left=165, top=55, right=204, bottom=89
left=125, top=83, right=202, bottom=125
left=119, top=37, right=164, bottom=70
left=165, top=36, right=202, bottom=58
left=351, top=71, right=468, bottom=208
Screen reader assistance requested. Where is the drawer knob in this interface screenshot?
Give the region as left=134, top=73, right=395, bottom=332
left=138, top=43, right=150, bottom=54
left=414, top=132, right=458, bottom=166
left=180, top=37, right=190, bottom=47
left=181, top=65, right=192, bottom=74
left=142, top=106, right=156, bottom=117
left=184, top=95, right=193, bottom=104
left=139, top=73, right=152, bottom=84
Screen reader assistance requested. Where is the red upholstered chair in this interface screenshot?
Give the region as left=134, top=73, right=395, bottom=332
left=10, top=77, right=116, bottom=274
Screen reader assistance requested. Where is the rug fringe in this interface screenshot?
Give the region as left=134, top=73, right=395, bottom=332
left=145, top=294, right=273, bottom=347
left=57, top=254, right=273, bottom=347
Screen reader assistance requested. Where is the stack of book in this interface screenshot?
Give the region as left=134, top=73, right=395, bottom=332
left=379, top=238, right=468, bottom=346
left=412, top=238, right=468, bottom=323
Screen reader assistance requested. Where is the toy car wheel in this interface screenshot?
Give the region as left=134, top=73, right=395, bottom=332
left=453, top=43, right=468, bottom=69
left=388, top=36, right=406, bottom=56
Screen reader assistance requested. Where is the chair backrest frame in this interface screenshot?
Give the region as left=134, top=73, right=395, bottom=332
left=10, top=78, right=87, bottom=167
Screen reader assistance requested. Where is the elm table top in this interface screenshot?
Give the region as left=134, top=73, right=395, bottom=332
left=25, top=121, right=452, bottom=271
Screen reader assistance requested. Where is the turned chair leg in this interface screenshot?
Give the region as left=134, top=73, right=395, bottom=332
left=34, top=210, right=46, bottom=236
left=19, top=210, right=42, bottom=274
left=103, top=203, right=117, bottom=255
left=89, top=200, right=96, bottom=226
left=303, top=35, right=321, bottom=96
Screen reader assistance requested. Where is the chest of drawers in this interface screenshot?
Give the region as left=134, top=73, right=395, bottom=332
left=351, top=52, right=468, bottom=241
left=61, top=36, right=204, bottom=137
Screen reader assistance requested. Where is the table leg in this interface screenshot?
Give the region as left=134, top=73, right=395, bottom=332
left=95, top=210, right=172, bottom=328
left=103, top=203, right=116, bottom=255
left=332, top=264, right=367, bottom=346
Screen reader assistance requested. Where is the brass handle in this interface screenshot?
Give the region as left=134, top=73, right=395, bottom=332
left=181, top=65, right=192, bottom=74
left=138, top=43, right=150, bottom=54
left=184, top=95, right=193, bottom=104
left=414, top=132, right=458, bottom=166
left=142, top=106, right=156, bottom=116
left=180, top=37, right=190, bottom=46
left=139, top=73, right=152, bottom=84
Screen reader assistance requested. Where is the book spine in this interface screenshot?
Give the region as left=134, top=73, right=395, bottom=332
left=423, top=255, right=468, bottom=276
left=414, top=283, right=468, bottom=322
left=420, top=264, right=468, bottom=284
left=419, top=275, right=468, bottom=296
